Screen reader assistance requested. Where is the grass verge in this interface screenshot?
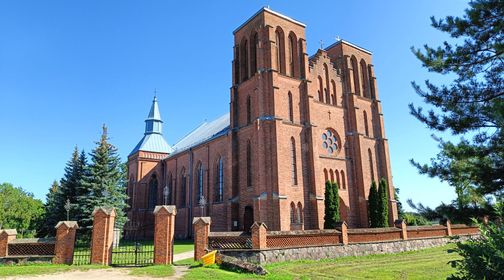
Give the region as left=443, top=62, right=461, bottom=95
left=0, top=264, right=106, bottom=277
left=129, top=265, right=174, bottom=278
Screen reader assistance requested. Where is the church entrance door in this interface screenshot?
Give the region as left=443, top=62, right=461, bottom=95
left=243, top=206, right=254, bottom=232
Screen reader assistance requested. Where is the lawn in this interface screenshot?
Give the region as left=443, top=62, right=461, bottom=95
left=0, top=264, right=106, bottom=278
left=183, top=244, right=460, bottom=280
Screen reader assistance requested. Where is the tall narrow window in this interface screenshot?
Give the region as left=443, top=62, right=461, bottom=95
left=360, top=59, right=369, bottom=98
left=318, top=76, right=323, bottom=102
left=215, top=157, right=224, bottom=202
left=288, top=92, right=294, bottom=122
left=329, top=169, right=334, bottom=182
left=324, top=64, right=330, bottom=104
left=364, top=111, right=369, bottom=137
left=290, top=202, right=296, bottom=224
left=246, top=95, right=252, bottom=124
left=324, top=169, right=328, bottom=182
left=288, top=34, right=295, bottom=77
left=275, top=28, right=285, bottom=74
left=147, top=174, right=158, bottom=209
left=368, top=149, right=375, bottom=182
left=291, top=137, right=298, bottom=185
left=250, top=32, right=258, bottom=75
left=341, top=170, right=346, bottom=190
left=331, top=80, right=337, bottom=106
left=167, top=172, right=173, bottom=204
left=234, top=46, right=240, bottom=84
left=297, top=202, right=303, bottom=224
left=247, top=140, right=252, bottom=187
left=298, top=39, right=305, bottom=79
left=180, top=168, right=186, bottom=207
left=351, top=56, right=360, bottom=95
left=336, top=170, right=341, bottom=189
left=241, top=39, right=249, bottom=82
left=196, top=163, right=204, bottom=202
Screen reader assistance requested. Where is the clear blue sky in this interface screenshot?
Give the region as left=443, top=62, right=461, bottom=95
left=0, top=0, right=469, bottom=210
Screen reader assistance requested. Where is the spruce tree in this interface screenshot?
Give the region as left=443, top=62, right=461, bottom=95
left=78, top=125, right=128, bottom=236
left=58, top=146, right=87, bottom=221
left=377, top=178, right=390, bottom=227
left=332, top=182, right=341, bottom=222
left=38, top=180, right=60, bottom=236
left=368, top=181, right=379, bottom=227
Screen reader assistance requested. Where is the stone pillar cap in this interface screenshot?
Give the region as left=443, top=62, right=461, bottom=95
left=0, top=229, right=17, bottom=236
left=335, top=221, right=348, bottom=227
left=153, top=205, right=177, bottom=215
left=55, top=221, right=79, bottom=229
left=250, top=222, right=268, bottom=230
left=92, top=207, right=116, bottom=217
left=192, top=217, right=211, bottom=225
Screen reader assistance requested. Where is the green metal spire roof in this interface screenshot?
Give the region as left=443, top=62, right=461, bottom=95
left=130, top=96, right=173, bottom=156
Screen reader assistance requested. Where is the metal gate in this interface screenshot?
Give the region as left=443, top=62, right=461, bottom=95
left=111, top=241, right=154, bottom=267
left=73, top=231, right=92, bottom=266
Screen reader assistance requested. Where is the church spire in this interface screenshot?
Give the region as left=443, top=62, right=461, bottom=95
left=145, top=96, right=163, bottom=135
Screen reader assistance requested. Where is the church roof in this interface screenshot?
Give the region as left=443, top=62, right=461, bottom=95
left=170, top=113, right=230, bottom=156
left=130, top=97, right=173, bottom=156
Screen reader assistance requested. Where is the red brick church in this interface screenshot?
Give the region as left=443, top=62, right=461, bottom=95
left=125, top=7, right=398, bottom=239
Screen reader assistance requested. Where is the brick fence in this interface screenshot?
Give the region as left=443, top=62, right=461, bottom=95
left=193, top=218, right=479, bottom=263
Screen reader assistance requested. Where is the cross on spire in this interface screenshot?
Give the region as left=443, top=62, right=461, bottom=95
left=319, top=40, right=324, bottom=49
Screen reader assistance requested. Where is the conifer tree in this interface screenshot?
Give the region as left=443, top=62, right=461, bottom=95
left=324, top=181, right=335, bottom=229
left=377, top=178, right=390, bottom=227
left=38, top=180, right=60, bottom=236
left=58, top=146, right=87, bottom=221
left=368, top=181, right=379, bottom=227
left=78, top=125, right=128, bottom=236
left=332, top=181, right=341, bottom=222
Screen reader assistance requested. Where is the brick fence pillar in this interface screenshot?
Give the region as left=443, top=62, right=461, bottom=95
left=91, top=207, right=116, bottom=265
left=336, top=221, right=348, bottom=245
left=193, top=217, right=211, bottom=261
left=444, top=219, right=452, bottom=236
left=153, top=205, right=177, bottom=265
left=0, top=229, right=17, bottom=257
left=394, top=219, right=408, bottom=240
left=251, top=222, right=267, bottom=250
left=53, top=221, right=79, bottom=264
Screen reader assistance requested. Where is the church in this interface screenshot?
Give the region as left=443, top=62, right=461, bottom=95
left=125, top=7, right=398, bottom=239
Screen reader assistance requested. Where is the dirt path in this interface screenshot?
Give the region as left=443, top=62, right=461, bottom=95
left=3, top=251, right=195, bottom=280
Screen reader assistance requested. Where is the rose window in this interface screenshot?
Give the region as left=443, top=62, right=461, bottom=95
left=322, top=130, right=339, bottom=155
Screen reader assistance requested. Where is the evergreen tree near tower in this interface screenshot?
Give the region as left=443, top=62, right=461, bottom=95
left=324, top=181, right=340, bottom=229
left=368, top=178, right=389, bottom=227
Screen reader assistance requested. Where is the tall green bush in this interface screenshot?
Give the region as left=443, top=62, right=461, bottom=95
left=368, top=181, right=379, bottom=227
left=324, top=181, right=340, bottom=229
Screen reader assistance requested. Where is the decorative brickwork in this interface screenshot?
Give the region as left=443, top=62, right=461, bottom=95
left=153, top=205, right=177, bottom=265
left=193, top=217, right=211, bottom=261
left=0, top=229, right=16, bottom=257
left=53, top=221, right=78, bottom=264
left=251, top=222, right=267, bottom=249
left=91, top=207, right=116, bottom=265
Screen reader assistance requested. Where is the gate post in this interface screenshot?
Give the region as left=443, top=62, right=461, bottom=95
left=193, top=217, right=211, bottom=261
left=251, top=222, right=267, bottom=249
left=53, top=221, right=79, bottom=264
left=91, top=207, right=116, bottom=265
left=0, top=229, right=17, bottom=257
left=153, top=205, right=177, bottom=265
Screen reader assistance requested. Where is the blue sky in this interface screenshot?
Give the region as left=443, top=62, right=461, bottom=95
left=0, top=1, right=469, bottom=210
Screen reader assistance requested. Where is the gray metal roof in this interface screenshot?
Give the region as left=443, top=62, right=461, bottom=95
left=130, top=97, right=173, bottom=156
left=170, top=113, right=230, bottom=156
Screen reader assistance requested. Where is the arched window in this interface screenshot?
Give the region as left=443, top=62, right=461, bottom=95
left=290, top=202, right=296, bottom=224
left=215, top=157, right=224, bottom=202
left=240, top=38, right=249, bottom=82
left=360, top=59, right=369, bottom=98
left=246, top=95, right=252, bottom=124
left=288, top=92, right=294, bottom=122
left=368, top=149, right=375, bottom=182
left=196, top=162, right=204, bottom=202
left=147, top=174, right=158, bottom=209
left=250, top=32, right=258, bottom=75
left=291, top=137, right=298, bottom=185
left=275, top=28, right=285, bottom=74
left=324, top=168, right=328, bottom=182
left=180, top=168, right=186, bottom=207
left=329, top=169, right=334, bottom=182
left=341, top=170, right=346, bottom=190
left=364, top=111, right=369, bottom=137
left=318, top=76, right=324, bottom=102
left=288, top=34, right=295, bottom=77
left=368, top=65, right=376, bottom=99
left=351, top=56, right=360, bottom=95
left=331, top=80, right=337, bottom=106
left=324, top=64, right=330, bottom=104
left=167, top=172, right=173, bottom=204
left=247, top=140, right=252, bottom=187
left=336, top=169, right=341, bottom=189
left=297, top=202, right=303, bottom=224
left=234, top=46, right=240, bottom=84
left=298, top=39, right=305, bottom=79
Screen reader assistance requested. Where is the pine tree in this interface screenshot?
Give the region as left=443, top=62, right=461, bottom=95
left=58, top=146, right=87, bottom=221
left=368, top=181, right=379, bottom=227
left=78, top=125, right=128, bottom=236
left=38, top=180, right=60, bottom=237
left=410, top=0, right=504, bottom=198
left=377, top=178, right=390, bottom=227
left=332, top=181, right=341, bottom=222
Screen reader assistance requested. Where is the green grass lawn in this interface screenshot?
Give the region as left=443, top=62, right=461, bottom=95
left=0, top=264, right=106, bottom=278
left=183, top=244, right=460, bottom=280
left=129, top=265, right=174, bottom=278
left=173, top=240, right=194, bottom=254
